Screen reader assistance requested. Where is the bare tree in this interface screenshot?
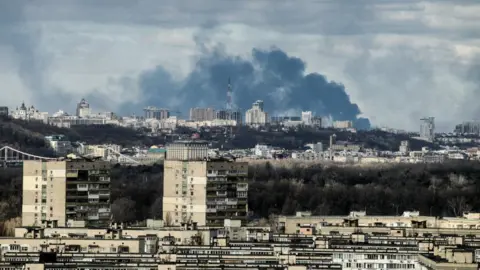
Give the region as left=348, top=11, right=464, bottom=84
left=447, top=196, right=471, bottom=217
left=165, top=212, right=173, bottom=227
left=149, top=197, right=162, bottom=219
left=111, top=197, right=136, bottom=223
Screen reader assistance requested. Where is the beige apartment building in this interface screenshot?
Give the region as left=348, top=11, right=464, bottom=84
left=163, top=141, right=248, bottom=227
left=22, top=158, right=112, bottom=228
left=277, top=211, right=480, bottom=235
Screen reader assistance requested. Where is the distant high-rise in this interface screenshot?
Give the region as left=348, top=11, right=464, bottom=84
left=301, top=111, right=313, bottom=126
left=454, top=121, right=480, bottom=135
left=190, top=107, right=215, bottom=121
left=144, top=106, right=169, bottom=120
left=76, top=98, right=90, bottom=118
left=245, top=100, right=268, bottom=126
left=420, top=117, right=435, bottom=142
left=230, top=110, right=243, bottom=125
left=215, top=110, right=229, bottom=120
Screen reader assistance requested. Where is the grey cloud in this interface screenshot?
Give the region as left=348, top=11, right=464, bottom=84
left=343, top=43, right=475, bottom=131
left=0, top=0, right=74, bottom=110
left=20, top=0, right=480, bottom=38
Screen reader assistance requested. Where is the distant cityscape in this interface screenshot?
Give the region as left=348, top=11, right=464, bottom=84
left=3, top=85, right=480, bottom=166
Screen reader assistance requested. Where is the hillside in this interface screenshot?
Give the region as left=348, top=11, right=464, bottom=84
left=0, top=116, right=165, bottom=156
left=224, top=126, right=434, bottom=151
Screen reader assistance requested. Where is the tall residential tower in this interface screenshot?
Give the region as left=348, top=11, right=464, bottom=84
left=420, top=117, right=435, bottom=142
left=22, top=158, right=112, bottom=227
left=163, top=141, right=248, bottom=227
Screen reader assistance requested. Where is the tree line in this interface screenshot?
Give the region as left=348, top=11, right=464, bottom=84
left=0, top=160, right=479, bottom=228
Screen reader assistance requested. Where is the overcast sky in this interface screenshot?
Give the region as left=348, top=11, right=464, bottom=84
left=1, top=0, right=479, bottom=131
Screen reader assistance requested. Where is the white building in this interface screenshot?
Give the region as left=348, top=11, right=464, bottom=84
left=245, top=100, right=268, bottom=126
left=10, top=102, right=48, bottom=122
left=399, top=141, right=410, bottom=154
left=420, top=117, right=435, bottom=142
left=333, top=120, right=353, bottom=129
left=254, top=144, right=273, bottom=159
left=44, top=135, right=72, bottom=156
left=76, top=98, right=91, bottom=118
left=301, top=111, right=313, bottom=126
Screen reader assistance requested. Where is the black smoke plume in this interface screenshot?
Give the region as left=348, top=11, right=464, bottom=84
left=126, top=46, right=370, bottom=129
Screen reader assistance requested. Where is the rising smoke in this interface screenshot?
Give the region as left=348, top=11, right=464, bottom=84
left=131, top=45, right=371, bottom=129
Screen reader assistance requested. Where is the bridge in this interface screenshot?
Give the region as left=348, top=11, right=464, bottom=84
left=0, top=146, right=56, bottom=166
left=0, top=146, right=142, bottom=167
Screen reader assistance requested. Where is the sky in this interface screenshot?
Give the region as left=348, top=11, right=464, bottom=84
left=1, top=0, right=480, bottom=131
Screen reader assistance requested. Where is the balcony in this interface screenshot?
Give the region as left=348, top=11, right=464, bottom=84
left=207, top=208, right=217, bottom=213
left=226, top=199, right=238, bottom=205
left=237, top=184, right=248, bottom=191
left=237, top=193, right=248, bottom=199
left=98, top=208, right=110, bottom=213
left=76, top=206, right=88, bottom=212
left=216, top=191, right=227, bottom=197
left=77, top=185, right=88, bottom=191
left=99, top=177, right=110, bottom=182
left=88, top=194, right=99, bottom=199
left=87, top=214, right=99, bottom=220
left=66, top=172, right=78, bottom=178
left=99, top=191, right=110, bottom=197
left=99, top=212, right=110, bottom=218
left=207, top=172, right=217, bottom=177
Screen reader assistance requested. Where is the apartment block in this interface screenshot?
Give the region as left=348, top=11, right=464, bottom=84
left=163, top=141, right=248, bottom=227
left=22, top=159, right=112, bottom=228
left=144, top=106, right=169, bottom=120
left=189, top=107, right=215, bottom=121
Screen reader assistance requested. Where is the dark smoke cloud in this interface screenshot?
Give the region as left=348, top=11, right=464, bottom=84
left=127, top=45, right=370, bottom=129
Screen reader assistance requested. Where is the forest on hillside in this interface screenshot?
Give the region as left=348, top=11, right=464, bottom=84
left=0, top=161, right=479, bottom=226
left=0, top=116, right=434, bottom=158
left=0, top=116, right=165, bottom=156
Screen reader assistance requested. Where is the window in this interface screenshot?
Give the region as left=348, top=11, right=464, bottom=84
left=191, top=192, right=194, bottom=196
left=35, top=184, right=38, bottom=188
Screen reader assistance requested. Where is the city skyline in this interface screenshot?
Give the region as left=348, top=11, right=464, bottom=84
left=1, top=1, right=479, bottom=132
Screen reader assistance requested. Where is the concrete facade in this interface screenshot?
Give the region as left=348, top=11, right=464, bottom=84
left=163, top=159, right=248, bottom=227
left=22, top=159, right=112, bottom=228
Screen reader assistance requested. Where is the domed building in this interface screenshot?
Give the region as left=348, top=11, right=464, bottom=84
left=10, top=102, right=48, bottom=122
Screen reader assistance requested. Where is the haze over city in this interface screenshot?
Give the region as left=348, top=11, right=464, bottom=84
left=1, top=0, right=480, bottom=131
